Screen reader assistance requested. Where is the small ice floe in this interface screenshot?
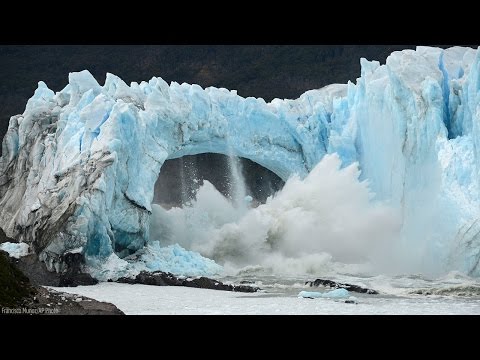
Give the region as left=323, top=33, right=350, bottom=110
left=298, top=288, right=350, bottom=299
left=0, top=242, right=29, bottom=258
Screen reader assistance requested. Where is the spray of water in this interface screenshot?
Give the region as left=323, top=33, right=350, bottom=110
left=226, top=147, right=251, bottom=212
left=150, top=153, right=402, bottom=276
left=178, top=157, right=188, bottom=205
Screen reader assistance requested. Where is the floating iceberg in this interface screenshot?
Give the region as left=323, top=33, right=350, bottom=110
left=298, top=288, right=350, bottom=299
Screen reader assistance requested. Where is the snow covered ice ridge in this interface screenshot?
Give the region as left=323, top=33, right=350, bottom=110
left=0, top=242, right=29, bottom=259
left=1, top=46, right=480, bottom=279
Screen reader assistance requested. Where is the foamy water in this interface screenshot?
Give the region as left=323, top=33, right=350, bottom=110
left=51, top=276, right=480, bottom=315
left=151, top=154, right=404, bottom=276
left=141, top=153, right=480, bottom=314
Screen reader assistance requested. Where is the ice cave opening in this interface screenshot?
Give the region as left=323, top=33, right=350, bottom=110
left=149, top=153, right=285, bottom=255
left=153, top=153, right=284, bottom=209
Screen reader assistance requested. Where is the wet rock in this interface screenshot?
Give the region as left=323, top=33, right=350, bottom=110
left=117, top=271, right=259, bottom=293
left=306, top=278, right=378, bottom=294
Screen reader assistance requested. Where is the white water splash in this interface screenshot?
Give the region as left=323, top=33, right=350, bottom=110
left=151, top=154, right=402, bottom=276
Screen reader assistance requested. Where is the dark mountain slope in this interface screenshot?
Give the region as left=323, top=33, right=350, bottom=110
left=0, top=45, right=424, bottom=144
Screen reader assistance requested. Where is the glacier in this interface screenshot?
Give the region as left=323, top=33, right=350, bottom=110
left=0, top=46, right=480, bottom=278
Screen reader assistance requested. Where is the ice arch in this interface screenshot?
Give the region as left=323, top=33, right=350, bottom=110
left=0, top=71, right=333, bottom=271
left=2, top=46, right=480, bottom=276
left=153, top=153, right=285, bottom=207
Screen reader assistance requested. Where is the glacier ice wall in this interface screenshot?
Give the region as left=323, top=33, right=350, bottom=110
left=0, top=46, right=479, bottom=276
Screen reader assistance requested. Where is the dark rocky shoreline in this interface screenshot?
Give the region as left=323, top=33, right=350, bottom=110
left=13, top=286, right=124, bottom=315
left=306, top=278, right=378, bottom=295
left=1, top=243, right=259, bottom=315
left=12, top=253, right=98, bottom=287
left=117, top=271, right=259, bottom=293
left=0, top=250, right=123, bottom=315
